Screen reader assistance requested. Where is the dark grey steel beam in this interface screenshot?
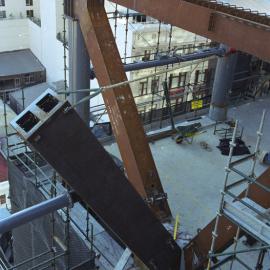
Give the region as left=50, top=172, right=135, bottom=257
left=10, top=90, right=181, bottom=270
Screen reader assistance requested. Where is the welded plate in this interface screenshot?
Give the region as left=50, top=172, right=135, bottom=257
left=10, top=91, right=181, bottom=270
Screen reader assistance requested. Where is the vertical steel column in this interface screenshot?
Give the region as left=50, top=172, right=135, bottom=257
left=68, top=19, right=90, bottom=124
left=73, top=0, right=171, bottom=220
left=209, top=44, right=238, bottom=121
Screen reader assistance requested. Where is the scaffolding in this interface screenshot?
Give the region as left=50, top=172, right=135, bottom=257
left=208, top=110, right=270, bottom=269
left=0, top=3, right=117, bottom=270
left=0, top=2, right=269, bottom=269
left=88, top=4, right=268, bottom=138
left=1, top=88, right=128, bottom=270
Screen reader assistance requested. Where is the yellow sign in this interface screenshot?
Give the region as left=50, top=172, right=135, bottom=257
left=191, top=100, right=203, bottom=110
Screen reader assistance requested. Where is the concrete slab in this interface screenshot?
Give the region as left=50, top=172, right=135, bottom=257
left=104, top=96, right=270, bottom=269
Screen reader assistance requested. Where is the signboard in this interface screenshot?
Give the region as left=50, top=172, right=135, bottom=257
left=191, top=99, right=203, bottom=110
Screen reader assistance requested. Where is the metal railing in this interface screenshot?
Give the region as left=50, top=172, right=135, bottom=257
left=185, top=0, right=270, bottom=26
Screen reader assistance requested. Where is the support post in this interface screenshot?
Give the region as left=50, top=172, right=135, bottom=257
left=68, top=19, right=90, bottom=124
left=72, top=0, right=171, bottom=220
left=209, top=45, right=238, bottom=121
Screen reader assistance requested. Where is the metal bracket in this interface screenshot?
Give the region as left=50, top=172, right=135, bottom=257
left=145, top=193, right=168, bottom=205
left=208, top=13, right=216, bottom=32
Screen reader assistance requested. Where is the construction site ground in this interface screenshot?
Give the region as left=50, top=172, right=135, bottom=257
left=105, top=96, right=270, bottom=269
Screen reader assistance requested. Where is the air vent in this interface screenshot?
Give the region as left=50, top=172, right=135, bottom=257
left=16, top=111, right=40, bottom=132
left=36, top=93, right=59, bottom=113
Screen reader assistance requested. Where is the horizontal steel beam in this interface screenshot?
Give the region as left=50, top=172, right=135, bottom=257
left=89, top=47, right=225, bottom=79
left=109, top=0, right=270, bottom=62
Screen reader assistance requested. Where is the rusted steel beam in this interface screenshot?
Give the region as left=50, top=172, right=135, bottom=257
left=184, top=167, right=270, bottom=269
left=72, top=0, right=171, bottom=220
left=109, top=0, right=270, bottom=62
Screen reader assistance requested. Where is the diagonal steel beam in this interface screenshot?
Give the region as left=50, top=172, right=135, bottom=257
left=10, top=90, right=182, bottom=270
left=71, top=0, right=171, bottom=220
left=109, top=0, right=270, bottom=62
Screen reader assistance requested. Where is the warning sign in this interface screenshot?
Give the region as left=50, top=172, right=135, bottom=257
left=191, top=100, right=203, bottom=110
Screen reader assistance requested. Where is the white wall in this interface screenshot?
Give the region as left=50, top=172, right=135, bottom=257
left=28, top=18, right=42, bottom=60
left=0, top=19, right=29, bottom=51
left=0, top=1, right=67, bottom=83
left=55, top=0, right=64, bottom=37
left=37, top=0, right=67, bottom=83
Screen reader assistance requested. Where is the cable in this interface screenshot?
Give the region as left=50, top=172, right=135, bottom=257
left=69, top=56, right=216, bottom=111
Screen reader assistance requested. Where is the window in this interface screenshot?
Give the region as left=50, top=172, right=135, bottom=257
left=0, top=10, right=6, bottom=18
left=142, top=50, right=151, bottom=61
left=179, top=72, right=187, bottom=87
left=15, top=78, right=21, bottom=87
left=133, top=14, right=146, bottom=23
left=26, top=0, right=33, bottom=6
left=0, top=0, right=5, bottom=7
left=26, top=9, right=34, bottom=18
left=187, top=44, right=193, bottom=54
left=194, top=70, right=207, bottom=85
left=204, top=68, right=212, bottom=84
left=151, top=77, right=159, bottom=94
left=198, top=43, right=204, bottom=50
left=139, top=81, right=148, bottom=96
left=169, top=74, right=179, bottom=89
left=24, top=74, right=34, bottom=84
left=138, top=106, right=146, bottom=122
left=194, top=70, right=201, bottom=85
left=0, top=194, right=6, bottom=205
left=182, top=45, right=188, bottom=54
left=24, top=74, right=30, bottom=84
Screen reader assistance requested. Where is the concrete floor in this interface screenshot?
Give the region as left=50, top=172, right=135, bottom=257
left=105, top=97, right=270, bottom=269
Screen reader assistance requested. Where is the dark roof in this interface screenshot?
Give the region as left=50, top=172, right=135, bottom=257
left=0, top=49, right=45, bottom=77
left=10, top=82, right=51, bottom=108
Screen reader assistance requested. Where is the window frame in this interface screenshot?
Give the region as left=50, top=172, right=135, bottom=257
left=139, top=80, right=148, bottom=96
left=151, top=77, right=159, bottom=94
left=26, top=0, right=33, bottom=6
left=26, top=9, right=34, bottom=18
left=0, top=10, right=6, bottom=18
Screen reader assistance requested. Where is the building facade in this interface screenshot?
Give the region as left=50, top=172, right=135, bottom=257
left=0, top=0, right=67, bottom=84
left=0, top=0, right=40, bottom=20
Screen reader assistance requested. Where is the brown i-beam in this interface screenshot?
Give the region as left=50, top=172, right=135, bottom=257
left=66, top=0, right=172, bottom=221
